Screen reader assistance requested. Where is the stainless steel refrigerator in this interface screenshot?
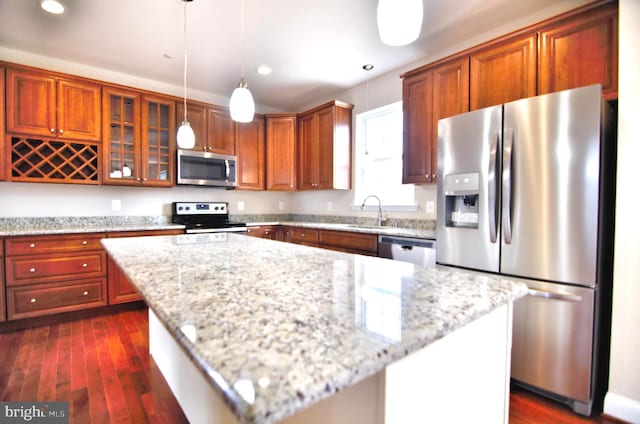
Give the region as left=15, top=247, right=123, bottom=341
left=436, top=84, right=615, bottom=416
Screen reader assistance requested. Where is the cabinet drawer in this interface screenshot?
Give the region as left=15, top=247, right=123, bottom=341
left=7, top=278, right=107, bottom=320
left=318, top=230, right=378, bottom=253
left=5, top=234, right=105, bottom=256
left=288, top=228, right=319, bottom=245
left=6, top=252, right=106, bottom=286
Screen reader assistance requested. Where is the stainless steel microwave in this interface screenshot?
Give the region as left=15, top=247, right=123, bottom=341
left=176, top=149, right=237, bottom=188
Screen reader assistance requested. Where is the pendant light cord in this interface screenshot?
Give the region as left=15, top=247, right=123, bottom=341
left=183, top=0, right=188, bottom=123
left=240, top=0, right=245, bottom=83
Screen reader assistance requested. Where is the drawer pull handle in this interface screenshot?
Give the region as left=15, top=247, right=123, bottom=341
left=30, top=267, right=36, bottom=273
left=29, top=243, right=36, bottom=248
left=82, top=263, right=88, bottom=268
left=82, top=241, right=88, bottom=245
left=83, top=291, right=89, bottom=296
left=30, top=298, right=36, bottom=303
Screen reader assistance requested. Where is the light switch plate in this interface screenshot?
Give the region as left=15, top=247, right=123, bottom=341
left=327, top=201, right=333, bottom=211
left=238, top=201, right=245, bottom=211
left=278, top=201, right=285, bottom=211
left=111, top=199, right=121, bottom=212
left=426, top=201, right=435, bottom=214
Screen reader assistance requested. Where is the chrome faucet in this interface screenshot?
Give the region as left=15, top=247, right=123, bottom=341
left=360, top=195, right=386, bottom=227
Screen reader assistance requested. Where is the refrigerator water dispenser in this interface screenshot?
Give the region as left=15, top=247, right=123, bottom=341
left=443, top=172, right=480, bottom=228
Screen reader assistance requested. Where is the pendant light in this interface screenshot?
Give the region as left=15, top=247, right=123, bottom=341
left=40, top=0, right=65, bottom=14
left=177, top=0, right=196, bottom=149
left=377, top=0, right=423, bottom=46
left=229, top=0, right=255, bottom=123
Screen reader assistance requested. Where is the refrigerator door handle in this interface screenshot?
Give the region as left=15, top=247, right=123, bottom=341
left=503, top=128, right=514, bottom=244
left=527, top=288, right=583, bottom=303
left=488, top=131, right=500, bottom=243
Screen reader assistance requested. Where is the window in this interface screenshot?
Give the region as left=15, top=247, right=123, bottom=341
left=354, top=101, right=415, bottom=209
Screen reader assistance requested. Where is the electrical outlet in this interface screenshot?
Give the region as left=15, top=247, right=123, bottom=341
left=426, top=200, right=435, bottom=214
left=327, top=201, right=333, bottom=211
left=111, top=199, right=121, bottom=212
left=278, top=201, right=285, bottom=211
left=238, top=201, right=245, bottom=211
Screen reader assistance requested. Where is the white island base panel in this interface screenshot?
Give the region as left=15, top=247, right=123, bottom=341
left=149, top=303, right=513, bottom=424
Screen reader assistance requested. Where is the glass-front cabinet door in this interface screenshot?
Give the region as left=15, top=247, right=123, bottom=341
left=142, top=95, right=175, bottom=186
left=102, top=87, right=141, bottom=185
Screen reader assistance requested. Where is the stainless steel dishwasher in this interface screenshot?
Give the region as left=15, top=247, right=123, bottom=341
left=377, top=235, right=436, bottom=267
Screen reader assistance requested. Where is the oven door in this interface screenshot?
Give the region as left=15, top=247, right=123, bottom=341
left=177, top=150, right=237, bottom=187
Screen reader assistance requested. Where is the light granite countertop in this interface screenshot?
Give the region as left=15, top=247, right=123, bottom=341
left=0, top=216, right=185, bottom=237
left=101, top=233, right=527, bottom=424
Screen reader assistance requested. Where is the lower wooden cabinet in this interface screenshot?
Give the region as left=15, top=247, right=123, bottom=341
left=246, top=226, right=281, bottom=240
left=106, top=229, right=183, bottom=305
left=0, top=239, right=5, bottom=322
left=4, top=233, right=108, bottom=320
left=318, top=230, right=378, bottom=256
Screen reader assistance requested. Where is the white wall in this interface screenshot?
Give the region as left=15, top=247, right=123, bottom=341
left=604, top=0, right=640, bottom=422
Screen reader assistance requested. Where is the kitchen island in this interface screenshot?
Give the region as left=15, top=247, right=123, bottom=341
left=101, top=233, right=527, bottom=424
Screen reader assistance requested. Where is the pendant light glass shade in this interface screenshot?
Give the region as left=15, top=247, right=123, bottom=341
left=177, top=121, right=196, bottom=149
left=40, top=0, right=65, bottom=14
left=230, top=80, right=255, bottom=123
left=377, top=0, right=423, bottom=46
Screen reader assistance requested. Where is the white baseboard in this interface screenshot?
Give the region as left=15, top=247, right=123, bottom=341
left=604, top=392, right=640, bottom=424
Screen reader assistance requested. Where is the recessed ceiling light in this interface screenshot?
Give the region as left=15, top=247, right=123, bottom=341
left=163, top=53, right=173, bottom=60
left=256, top=65, right=272, bottom=76
left=362, top=64, right=374, bottom=71
left=40, top=0, right=65, bottom=14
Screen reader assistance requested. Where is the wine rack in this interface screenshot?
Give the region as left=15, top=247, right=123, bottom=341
left=10, top=136, right=100, bottom=184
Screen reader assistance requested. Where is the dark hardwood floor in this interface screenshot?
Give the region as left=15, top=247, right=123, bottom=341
left=0, top=307, right=627, bottom=423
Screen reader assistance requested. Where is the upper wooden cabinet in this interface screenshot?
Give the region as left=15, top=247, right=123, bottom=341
left=176, top=100, right=208, bottom=150
left=470, top=33, right=537, bottom=110
left=176, top=102, right=236, bottom=154
left=297, top=101, right=353, bottom=190
left=102, top=87, right=175, bottom=186
left=6, top=67, right=101, bottom=141
left=538, top=2, right=618, bottom=100
left=266, top=114, right=297, bottom=191
left=402, top=57, right=469, bottom=184
left=236, top=116, right=266, bottom=190
left=0, top=65, right=5, bottom=182
left=207, top=107, right=236, bottom=155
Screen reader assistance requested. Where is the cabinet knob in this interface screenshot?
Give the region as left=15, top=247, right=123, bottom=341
left=82, top=263, right=88, bottom=268
left=143, top=178, right=148, bottom=181
left=83, top=291, right=89, bottom=296
left=59, top=129, right=64, bottom=134
left=50, top=128, right=55, bottom=133
left=82, top=240, right=88, bottom=245
left=30, top=298, right=37, bottom=303
left=432, top=174, right=436, bottom=179
left=30, top=267, right=36, bottom=273
left=29, top=243, right=36, bottom=248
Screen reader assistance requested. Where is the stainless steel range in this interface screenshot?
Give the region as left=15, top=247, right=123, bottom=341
left=171, top=202, right=247, bottom=234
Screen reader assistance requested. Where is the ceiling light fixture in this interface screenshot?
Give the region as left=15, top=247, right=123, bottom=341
left=256, top=65, right=272, bottom=76
left=40, top=0, right=65, bottom=14
left=229, top=0, right=255, bottom=123
left=377, top=0, right=423, bottom=46
left=363, top=64, right=374, bottom=155
left=176, top=0, right=196, bottom=149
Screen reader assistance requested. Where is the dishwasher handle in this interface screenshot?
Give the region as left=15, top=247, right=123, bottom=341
left=378, top=236, right=435, bottom=249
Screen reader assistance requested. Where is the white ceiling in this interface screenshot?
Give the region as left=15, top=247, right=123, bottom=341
left=0, top=0, right=590, bottom=112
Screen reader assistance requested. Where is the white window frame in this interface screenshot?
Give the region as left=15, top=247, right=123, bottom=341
left=353, top=101, right=417, bottom=212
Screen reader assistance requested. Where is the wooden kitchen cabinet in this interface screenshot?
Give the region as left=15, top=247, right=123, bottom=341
left=318, top=230, right=378, bottom=256
left=106, top=229, right=183, bottom=304
left=538, top=2, right=618, bottom=100
left=284, top=227, right=319, bottom=247
left=0, top=65, right=5, bottom=181
left=0, top=238, right=5, bottom=322
left=102, top=87, right=175, bottom=186
left=246, top=226, right=281, bottom=240
left=266, top=114, right=297, bottom=191
left=176, top=100, right=208, bottom=150
left=297, top=101, right=353, bottom=190
left=6, top=67, right=101, bottom=141
left=236, top=116, right=266, bottom=190
left=469, top=33, right=537, bottom=110
left=402, top=57, right=469, bottom=184
left=207, top=107, right=236, bottom=155
left=4, top=233, right=108, bottom=320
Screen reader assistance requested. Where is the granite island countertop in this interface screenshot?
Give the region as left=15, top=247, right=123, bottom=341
left=101, top=233, right=527, bottom=424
